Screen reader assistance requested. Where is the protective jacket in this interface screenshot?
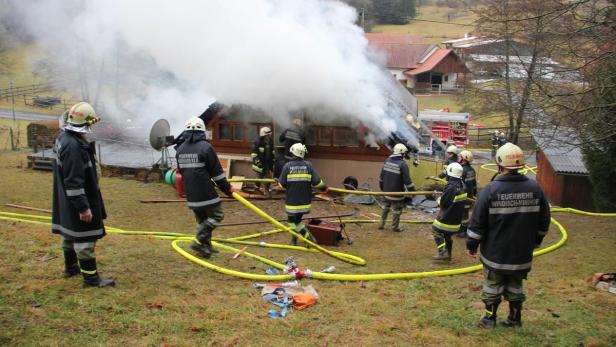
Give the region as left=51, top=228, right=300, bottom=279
left=278, top=158, right=326, bottom=215
left=279, top=125, right=306, bottom=159
left=461, top=163, right=477, bottom=198
left=379, top=154, right=415, bottom=201
left=439, top=154, right=459, bottom=178
left=432, top=178, right=467, bottom=233
left=251, top=136, right=275, bottom=173
left=466, top=174, right=551, bottom=274
left=176, top=131, right=231, bottom=209
left=52, top=130, right=106, bottom=242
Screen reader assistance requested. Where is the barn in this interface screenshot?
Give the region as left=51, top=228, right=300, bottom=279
left=532, top=130, right=594, bottom=210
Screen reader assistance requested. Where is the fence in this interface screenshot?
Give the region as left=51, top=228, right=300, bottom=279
left=466, top=126, right=535, bottom=149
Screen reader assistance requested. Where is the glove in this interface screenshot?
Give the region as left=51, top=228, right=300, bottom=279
left=413, top=159, right=419, bottom=167
left=253, top=158, right=261, bottom=166
left=224, top=187, right=236, bottom=197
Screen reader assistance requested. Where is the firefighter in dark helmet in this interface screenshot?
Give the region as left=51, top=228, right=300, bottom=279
left=176, top=117, right=234, bottom=259
left=251, top=126, right=275, bottom=198
left=466, top=143, right=550, bottom=328
left=279, top=118, right=306, bottom=162
left=432, top=162, right=467, bottom=261
left=52, top=102, right=114, bottom=288
left=379, top=143, right=415, bottom=232
left=278, top=143, right=328, bottom=245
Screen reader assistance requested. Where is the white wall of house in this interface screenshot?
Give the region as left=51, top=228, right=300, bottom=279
left=441, top=73, right=458, bottom=89
left=388, top=68, right=411, bottom=87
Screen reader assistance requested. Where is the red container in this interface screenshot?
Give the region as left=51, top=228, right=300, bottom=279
left=306, top=219, right=344, bottom=246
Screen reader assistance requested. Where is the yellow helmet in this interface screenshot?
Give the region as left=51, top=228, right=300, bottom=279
left=65, top=102, right=99, bottom=133
left=495, top=143, right=525, bottom=169
left=393, top=143, right=408, bottom=155
left=459, top=150, right=473, bottom=163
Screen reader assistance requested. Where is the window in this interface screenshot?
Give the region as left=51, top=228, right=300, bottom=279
left=233, top=125, right=245, bottom=141
left=334, top=127, right=359, bottom=147
left=305, top=126, right=317, bottom=146
left=444, top=75, right=449, bottom=82
left=318, top=127, right=333, bottom=146
left=219, top=124, right=232, bottom=140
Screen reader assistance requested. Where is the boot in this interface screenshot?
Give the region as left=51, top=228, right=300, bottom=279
left=379, top=208, right=390, bottom=230
left=391, top=209, right=402, bottom=232
left=445, top=237, right=453, bottom=259
left=63, top=250, right=80, bottom=278
left=456, top=225, right=467, bottom=238
left=432, top=234, right=451, bottom=261
left=479, top=302, right=500, bottom=328
left=79, top=258, right=115, bottom=288
left=288, top=222, right=298, bottom=246
left=501, top=301, right=523, bottom=327
left=264, top=183, right=272, bottom=199
left=190, top=239, right=212, bottom=258
left=195, top=223, right=218, bottom=255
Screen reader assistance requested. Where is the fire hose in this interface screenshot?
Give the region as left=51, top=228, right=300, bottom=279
left=2, top=187, right=615, bottom=281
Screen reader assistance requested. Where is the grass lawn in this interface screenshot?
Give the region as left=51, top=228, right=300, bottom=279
left=372, top=4, right=478, bottom=44
left=417, top=95, right=463, bottom=112
left=0, top=150, right=615, bottom=346
left=0, top=119, right=31, bottom=151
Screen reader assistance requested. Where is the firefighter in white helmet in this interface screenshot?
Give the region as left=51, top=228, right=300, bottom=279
left=432, top=162, right=467, bottom=261
left=456, top=150, right=477, bottom=238
left=251, top=126, right=275, bottom=198
left=278, top=143, right=328, bottom=245
left=51, top=102, right=114, bottom=288
left=176, top=116, right=234, bottom=258
left=438, top=145, right=459, bottom=179
left=378, top=143, right=415, bottom=232
left=490, top=130, right=500, bottom=158
left=467, top=143, right=550, bottom=328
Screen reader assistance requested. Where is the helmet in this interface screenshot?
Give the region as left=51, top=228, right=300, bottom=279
left=494, top=130, right=499, bottom=135
left=65, top=102, right=99, bottom=133
left=446, top=145, right=458, bottom=154
left=259, top=126, right=272, bottom=137
left=499, top=131, right=506, bottom=137
left=495, top=143, right=525, bottom=169
left=459, top=150, right=473, bottom=163
left=446, top=162, right=464, bottom=179
left=292, top=118, right=303, bottom=127
left=290, top=143, right=307, bottom=158
left=393, top=143, right=408, bottom=155
left=185, top=116, right=206, bottom=132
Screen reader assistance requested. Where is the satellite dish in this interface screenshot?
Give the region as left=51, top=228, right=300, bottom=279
left=149, top=119, right=171, bottom=151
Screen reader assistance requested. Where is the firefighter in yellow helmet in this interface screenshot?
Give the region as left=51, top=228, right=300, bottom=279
left=52, top=102, right=114, bottom=288
left=466, top=143, right=550, bottom=328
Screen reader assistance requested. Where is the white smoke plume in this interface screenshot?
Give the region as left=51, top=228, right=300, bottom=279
left=8, top=0, right=419, bottom=147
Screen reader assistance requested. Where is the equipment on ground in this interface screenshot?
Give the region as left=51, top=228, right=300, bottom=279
left=149, top=118, right=174, bottom=173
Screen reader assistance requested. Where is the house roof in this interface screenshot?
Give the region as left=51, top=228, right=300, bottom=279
left=405, top=48, right=455, bottom=76
left=530, top=128, right=588, bottom=175
left=368, top=43, right=435, bottom=69
left=365, top=33, right=424, bottom=45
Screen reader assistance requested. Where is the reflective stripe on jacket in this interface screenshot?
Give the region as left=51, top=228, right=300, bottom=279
left=379, top=154, right=414, bottom=201
left=278, top=158, right=326, bottom=215
left=433, top=178, right=466, bottom=232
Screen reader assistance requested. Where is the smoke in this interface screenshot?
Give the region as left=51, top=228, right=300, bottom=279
left=8, top=0, right=419, bottom=146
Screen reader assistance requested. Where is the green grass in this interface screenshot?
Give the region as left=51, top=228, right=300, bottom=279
left=0, top=44, right=46, bottom=86
left=372, top=4, right=478, bottom=44
left=417, top=95, right=463, bottom=112
left=0, top=150, right=615, bottom=346
left=0, top=119, right=30, bottom=150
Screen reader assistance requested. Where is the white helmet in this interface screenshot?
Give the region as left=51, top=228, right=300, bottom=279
left=259, top=126, right=272, bottom=137
left=393, top=143, right=408, bottom=155
left=185, top=116, right=206, bottom=132
left=290, top=143, right=307, bottom=158
left=446, top=145, right=458, bottom=154
left=496, top=143, right=525, bottom=169
left=459, top=150, right=473, bottom=163
left=446, top=162, right=464, bottom=179
left=292, top=118, right=303, bottom=127
left=64, top=102, right=99, bottom=133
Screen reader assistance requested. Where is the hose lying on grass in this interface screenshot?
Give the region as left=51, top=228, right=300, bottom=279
left=3, top=183, right=614, bottom=281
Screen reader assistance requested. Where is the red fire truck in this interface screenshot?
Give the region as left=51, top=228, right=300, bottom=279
left=418, top=109, right=470, bottom=151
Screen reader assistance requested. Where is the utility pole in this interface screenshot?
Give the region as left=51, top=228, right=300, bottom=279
left=360, top=7, right=366, bottom=32
left=9, top=80, right=18, bottom=150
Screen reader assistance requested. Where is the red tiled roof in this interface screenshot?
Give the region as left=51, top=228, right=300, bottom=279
left=368, top=43, right=434, bottom=69
left=404, top=48, right=454, bottom=75
left=365, top=33, right=424, bottom=45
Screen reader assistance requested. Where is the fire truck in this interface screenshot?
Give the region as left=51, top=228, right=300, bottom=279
left=418, top=109, right=470, bottom=152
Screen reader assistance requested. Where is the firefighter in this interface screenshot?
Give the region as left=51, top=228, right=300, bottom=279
left=176, top=117, right=234, bottom=258
left=457, top=150, right=477, bottom=238
left=378, top=143, right=415, bottom=232
left=438, top=145, right=459, bottom=179
left=52, top=102, right=114, bottom=288
left=466, top=143, right=551, bottom=328
left=490, top=130, right=499, bottom=158
left=497, top=131, right=508, bottom=148
left=278, top=143, right=328, bottom=246
left=279, top=118, right=306, bottom=162
left=251, top=126, right=275, bottom=198
left=432, top=162, right=467, bottom=261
